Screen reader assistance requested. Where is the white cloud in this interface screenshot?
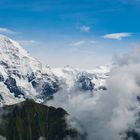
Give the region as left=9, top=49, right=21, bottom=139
left=18, top=40, right=39, bottom=46
left=103, top=32, right=132, bottom=40
left=0, top=27, right=17, bottom=34
left=70, top=41, right=86, bottom=46
left=70, top=40, right=96, bottom=47
left=80, top=25, right=91, bottom=32
left=46, top=48, right=140, bottom=140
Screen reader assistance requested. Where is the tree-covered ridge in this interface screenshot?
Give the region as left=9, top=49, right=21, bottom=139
left=0, top=100, right=85, bottom=140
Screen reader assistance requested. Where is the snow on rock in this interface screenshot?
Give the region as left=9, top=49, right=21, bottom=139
left=52, top=65, right=110, bottom=92
left=0, top=34, right=59, bottom=105
left=0, top=34, right=111, bottom=106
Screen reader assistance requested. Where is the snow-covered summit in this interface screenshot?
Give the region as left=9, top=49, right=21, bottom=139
left=0, top=35, right=111, bottom=106
left=0, top=34, right=48, bottom=77
left=0, top=35, right=59, bottom=105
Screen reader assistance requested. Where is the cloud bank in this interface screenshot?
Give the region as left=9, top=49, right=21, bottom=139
left=46, top=47, right=140, bottom=140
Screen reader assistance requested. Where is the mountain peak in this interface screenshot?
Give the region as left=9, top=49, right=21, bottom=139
left=0, top=34, right=10, bottom=40
left=0, top=34, right=21, bottom=50
left=0, top=34, right=45, bottom=76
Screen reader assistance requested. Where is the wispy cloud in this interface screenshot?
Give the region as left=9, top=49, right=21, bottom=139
left=0, top=27, right=17, bottom=34
left=80, top=25, right=91, bottom=32
left=70, top=41, right=86, bottom=46
left=70, top=40, right=96, bottom=47
left=18, top=40, right=39, bottom=46
left=103, top=32, right=132, bottom=40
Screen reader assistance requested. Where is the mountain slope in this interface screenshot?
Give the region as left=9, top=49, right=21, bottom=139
left=0, top=35, right=60, bottom=105
left=0, top=100, right=86, bottom=140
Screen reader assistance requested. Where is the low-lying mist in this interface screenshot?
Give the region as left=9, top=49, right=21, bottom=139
left=46, top=48, right=140, bottom=140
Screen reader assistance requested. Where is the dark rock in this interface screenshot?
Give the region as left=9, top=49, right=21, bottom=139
left=31, top=78, right=59, bottom=99
left=0, top=61, right=9, bottom=68
left=31, top=80, right=38, bottom=88
left=122, top=113, right=140, bottom=140
left=0, top=94, right=4, bottom=101
left=4, top=77, right=24, bottom=97
left=98, top=86, right=107, bottom=90
left=0, top=74, right=4, bottom=82
left=122, top=130, right=140, bottom=140
left=78, top=75, right=94, bottom=91
left=41, top=81, right=59, bottom=97
left=27, top=72, right=36, bottom=82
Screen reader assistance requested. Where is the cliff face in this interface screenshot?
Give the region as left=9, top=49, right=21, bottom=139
left=0, top=100, right=85, bottom=140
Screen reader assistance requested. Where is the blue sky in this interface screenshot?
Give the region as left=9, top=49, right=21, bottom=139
left=0, top=0, right=140, bottom=69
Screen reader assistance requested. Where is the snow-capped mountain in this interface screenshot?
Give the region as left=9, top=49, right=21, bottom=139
left=52, top=65, right=110, bottom=91
left=0, top=35, right=59, bottom=105
left=0, top=35, right=110, bottom=106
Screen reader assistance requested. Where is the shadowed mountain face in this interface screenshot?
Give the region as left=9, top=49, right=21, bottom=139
left=0, top=100, right=86, bottom=140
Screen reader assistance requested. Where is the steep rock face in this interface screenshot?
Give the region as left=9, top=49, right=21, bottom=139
left=77, top=74, right=95, bottom=91
left=0, top=100, right=86, bottom=140
left=4, top=77, right=24, bottom=97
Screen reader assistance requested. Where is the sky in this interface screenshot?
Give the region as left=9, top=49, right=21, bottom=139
left=0, top=0, right=140, bottom=69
